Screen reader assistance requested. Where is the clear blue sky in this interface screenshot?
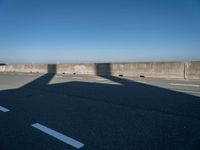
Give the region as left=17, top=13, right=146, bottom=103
left=0, top=0, right=200, bottom=64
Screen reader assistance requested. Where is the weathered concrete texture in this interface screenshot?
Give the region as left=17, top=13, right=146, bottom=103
left=57, top=64, right=95, bottom=75
left=111, top=62, right=185, bottom=79
left=0, top=65, right=48, bottom=73
left=0, top=61, right=199, bottom=79
left=185, top=61, right=200, bottom=80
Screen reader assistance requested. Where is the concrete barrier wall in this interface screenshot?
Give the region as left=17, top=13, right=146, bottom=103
left=57, top=64, right=95, bottom=75
left=0, top=65, right=48, bottom=73
left=0, top=61, right=199, bottom=79
left=111, top=62, right=185, bottom=79
left=185, top=61, right=200, bottom=79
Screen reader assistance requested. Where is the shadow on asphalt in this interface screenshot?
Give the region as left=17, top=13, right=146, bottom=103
left=0, top=64, right=200, bottom=150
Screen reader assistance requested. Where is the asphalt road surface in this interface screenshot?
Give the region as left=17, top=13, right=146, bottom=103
left=0, top=72, right=200, bottom=150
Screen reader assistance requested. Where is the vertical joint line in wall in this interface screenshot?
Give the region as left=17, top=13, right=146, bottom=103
left=184, top=62, right=186, bottom=79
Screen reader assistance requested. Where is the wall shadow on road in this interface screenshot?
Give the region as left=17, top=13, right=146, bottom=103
left=93, top=63, right=200, bottom=119
left=0, top=64, right=200, bottom=149
left=21, top=64, right=57, bottom=89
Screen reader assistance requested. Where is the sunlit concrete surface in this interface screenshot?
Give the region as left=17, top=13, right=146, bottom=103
left=0, top=72, right=200, bottom=150
left=1, top=72, right=200, bottom=96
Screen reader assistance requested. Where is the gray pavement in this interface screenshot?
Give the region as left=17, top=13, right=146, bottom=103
left=0, top=72, right=200, bottom=150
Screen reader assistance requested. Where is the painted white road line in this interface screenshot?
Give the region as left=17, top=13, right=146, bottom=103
left=108, top=82, right=121, bottom=85
left=98, top=81, right=121, bottom=85
left=137, top=81, right=147, bottom=84
left=170, top=83, right=200, bottom=87
left=0, top=106, right=10, bottom=112
left=95, top=78, right=108, bottom=81
left=72, top=77, right=83, bottom=80
left=175, top=89, right=200, bottom=94
left=55, top=75, right=63, bottom=78
left=32, top=123, right=84, bottom=149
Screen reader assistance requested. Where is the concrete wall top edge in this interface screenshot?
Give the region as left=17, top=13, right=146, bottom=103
left=6, top=61, right=199, bottom=66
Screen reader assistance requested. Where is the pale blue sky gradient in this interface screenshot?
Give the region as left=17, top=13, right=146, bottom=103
left=0, top=0, right=200, bottom=64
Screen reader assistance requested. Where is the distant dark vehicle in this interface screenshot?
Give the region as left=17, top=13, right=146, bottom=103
left=0, top=63, right=6, bottom=65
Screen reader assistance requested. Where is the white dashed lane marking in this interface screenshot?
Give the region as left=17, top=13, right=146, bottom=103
left=32, top=123, right=84, bottom=149
left=72, top=77, right=83, bottom=80
left=95, top=78, right=108, bottom=81
left=136, top=81, right=147, bottom=84
left=0, top=106, right=10, bottom=112
left=170, top=83, right=200, bottom=87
